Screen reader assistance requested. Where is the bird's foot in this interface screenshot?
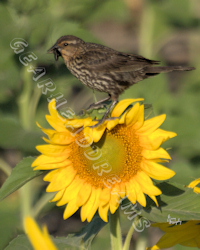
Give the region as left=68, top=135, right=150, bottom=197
left=89, top=116, right=118, bottom=128
left=78, top=102, right=110, bottom=116
left=88, top=102, right=109, bottom=111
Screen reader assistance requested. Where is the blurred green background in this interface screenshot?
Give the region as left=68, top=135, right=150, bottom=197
left=0, top=0, right=200, bottom=249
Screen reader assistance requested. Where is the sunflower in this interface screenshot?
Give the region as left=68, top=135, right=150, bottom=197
left=24, top=216, right=57, bottom=250
left=32, top=99, right=176, bottom=222
left=147, top=221, right=200, bottom=249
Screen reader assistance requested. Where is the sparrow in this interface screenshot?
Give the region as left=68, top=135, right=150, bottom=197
left=48, top=35, right=195, bottom=127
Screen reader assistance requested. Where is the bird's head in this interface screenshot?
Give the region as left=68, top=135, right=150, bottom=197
left=47, top=35, right=85, bottom=61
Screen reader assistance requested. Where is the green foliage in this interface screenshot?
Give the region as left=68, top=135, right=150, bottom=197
left=0, top=0, right=200, bottom=249
left=141, top=182, right=200, bottom=223
left=4, top=235, right=32, bottom=250
left=0, top=200, right=20, bottom=250
left=0, top=157, right=43, bottom=201
left=0, top=117, right=43, bottom=154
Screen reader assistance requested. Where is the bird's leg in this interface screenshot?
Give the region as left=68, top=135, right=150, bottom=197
left=89, top=100, right=118, bottom=128
left=79, top=95, right=111, bottom=116
left=86, top=95, right=111, bottom=111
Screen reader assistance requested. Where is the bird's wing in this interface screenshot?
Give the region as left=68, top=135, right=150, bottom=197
left=81, top=46, right=159, bottom=73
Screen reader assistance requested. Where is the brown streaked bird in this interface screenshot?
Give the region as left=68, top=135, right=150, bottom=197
left=48, top=35, right=195, bottom=127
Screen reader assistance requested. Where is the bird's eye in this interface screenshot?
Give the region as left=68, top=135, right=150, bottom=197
left=64, top=43, right=68, bottom=46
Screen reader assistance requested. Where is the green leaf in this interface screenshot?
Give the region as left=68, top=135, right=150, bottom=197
left=5, top=234, right=83, bottom=250
left=70, top=215, right=107, bottom=248
left=0, top=157, right=43, bottom=201
left=140, top=182, right=200, bottom=223
left=4, top=235, right=32, bottom=250
left=0, top=117, right=43, bottom=154
left=0, top=200, right=20, bottom=250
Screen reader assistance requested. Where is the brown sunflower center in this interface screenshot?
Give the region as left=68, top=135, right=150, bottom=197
left=70, top=125, right=143, bottom=188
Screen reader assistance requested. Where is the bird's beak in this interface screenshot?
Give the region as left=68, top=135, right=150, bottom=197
left=47, top=44, right=59, bottom=53
left=47, top=43, right=61, bottom=61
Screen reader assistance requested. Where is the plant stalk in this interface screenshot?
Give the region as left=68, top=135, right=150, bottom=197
left=109, top=209, right=123, bottom=250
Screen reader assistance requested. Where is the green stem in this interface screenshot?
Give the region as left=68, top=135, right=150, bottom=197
left=18, top=65, right=34, bottom=130
left=109, top=209, right=123, bottom=250
left=0, top=158, right=12, bottom=176
left=123, top=216, right=140, bottom=250
left=20, top=182, right=32, bottom=218
left=18, top=66, right=36, bottom=219
left=138, top=4, right=155, bottom=58
left=32, top=192, right=55, bottom=218
left=93, top=90, right=97, bottom=103
left=29, top=87, right=42, bottom=126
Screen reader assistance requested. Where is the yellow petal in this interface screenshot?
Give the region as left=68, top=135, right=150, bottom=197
left=111, top=98, right=144, bottom=117
left=148, top=129, right=177, bottom=144
left=46, top=100, right=67, bottom=131
left=135, top=171, right=162, bottom=196
left=45, top=167, right=76, bottom=192
left=107, top=118, right=120, bottom=130
left=65, top=117, right=92, bottom=128
left=146, top=244, right=160, bottom=250
left=51, top=189, right=65, bottom=202
left=125, top=102, right=140, bottom=126
left=109, top=188, right=121, bottom=214
left=42, top=137, right=52, bottom=144
left=187, top=178, right=200, bottom=194
left=111, top=184, right=123, bottom=197
left=149, top=195, right=159, bottom=206
left=32, top=154, right=69, bottom=167
left=98, top=203, right=109, bottom=222
left=24, top=216, right=57, bottom=250
left=77, top=182, right=92, bottom=206
left=48, top=131, right=74, bottom=145
left=141, top=160, right=175, bottom=180
left=90, top=125, right=107, bottom=143
left=84, top=122, right=107, bottom=143
left=56, top=177, right=84, bottom=206
left=43, top=169, right=58, bottom=182
left=99, top=188, right=111, bottom=206
left=49, top=103, right=69, bottom=122
left=193, top=187, right=200, bottom=194
left=34, top=159, right=72, bottom=170
left=188, top=178, right=200, bottom=192
left=36, top=144, right=71, bottom=157
left=131, top=178, right=146, bottom=207
left=87, top=188, right=101, bottom=222
left=118, top=110, right=128, bottom=124
left=142, top=148, right=171, bottom=160
left=48, top=99, right=57, bottom=116
left=80, top=187, right=97, bottom=222
left=132, top=105, right=144, bottom=129
left=37, top=124, right=55, bottom=137
left=126, top=182, right=136, bottom=204
left=63, top=199, right=79, bottom=219
left=46, top=115, right=67, bottom=132
left=119, top=182, right=126, bottom=198
left=137, top=114, right=166, bottom=135
left=139, top=135, right=165, bottom=150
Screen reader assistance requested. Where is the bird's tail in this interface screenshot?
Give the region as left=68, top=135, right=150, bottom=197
left=145, top=66, right=195, bottom=76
